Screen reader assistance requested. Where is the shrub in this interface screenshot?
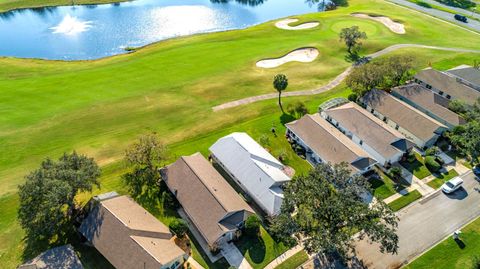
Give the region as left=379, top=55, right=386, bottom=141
left=425, top=156, right=442, bottom=172
left=278, top=149, right=288, bottom=163
left=169, top=219, right=189, bottom=238
left=245, top=214, right=262, bottom=237
left=259, top=134, right=270, bottom=147
left=472, top=255, right=480, bottom=269
left=348, top=93, right=358, bottom=102
left=388, top=167, right=402, bottom=179
left=425, top=146, right=440, bottom=157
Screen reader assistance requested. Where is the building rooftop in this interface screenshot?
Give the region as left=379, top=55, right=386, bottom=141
left=210, top=132, right=291, bottom=184
left=392, top=83, right=465, bottom=127
left=362, top=89, right=447, bottom=141
left=447, top=65, right=480, bottom=89
left=323, top=102, right=409, bottom=158
left=415, top=68, right=480, bottom=104
left=164, top=153, right=253, bottom=247
left=79, top=193, right=185, bottom=269
left=18, top=245, right=83, bottom=269
left=286, top=114, right=375, bottom=172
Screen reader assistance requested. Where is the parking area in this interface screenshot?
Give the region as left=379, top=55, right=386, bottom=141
left=355, top=172, right=480, bottom=268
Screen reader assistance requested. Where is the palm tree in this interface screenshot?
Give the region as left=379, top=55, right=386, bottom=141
left=273, top=74, right=288, bottom=114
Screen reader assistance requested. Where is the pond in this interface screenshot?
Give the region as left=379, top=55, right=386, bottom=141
left=0, top=0, right=321, bottom=60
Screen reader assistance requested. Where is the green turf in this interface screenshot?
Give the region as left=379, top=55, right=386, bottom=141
left=1, top=0, right=480, bottom=267
left=235, top=226, right=289, bottom=269
left=275, top=250, right=309, bottom=269
left=388, top=190, right=423, bottom=211
left=405, top=216, right=480, bottom=269
left=401, top=153, right=432, bottom=179
left=369, top=172, right=398, bottom=200
left=427, top=169, right=459, bottom=189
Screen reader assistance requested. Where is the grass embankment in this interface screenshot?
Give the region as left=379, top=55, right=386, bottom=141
left=427, top=169, right=459, bottom=189
left=0, top=0, right=127, bottom=13
left=1, top=0, right=480, bottom=267
left=388, top=190, right=423, bottom=211
left=405, top=216, right=480, bottom=269
left=401, top=153, right=432, bottom=179
left=275, top=250, right=309, bottom=269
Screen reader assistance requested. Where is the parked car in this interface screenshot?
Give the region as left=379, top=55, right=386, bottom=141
left=473, top=165, right=480, bottom=177
left=454, top=14, right=468, bottom=23
left=442, top=177, right=464, bottom=194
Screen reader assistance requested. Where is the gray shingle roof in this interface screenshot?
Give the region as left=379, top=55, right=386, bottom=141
left=164, top=153, right=253, bottom=247
left=361, top=89, right=447, bottom=142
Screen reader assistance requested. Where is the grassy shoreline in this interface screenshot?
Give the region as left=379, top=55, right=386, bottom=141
left=0, top=0, right=128, bottom=13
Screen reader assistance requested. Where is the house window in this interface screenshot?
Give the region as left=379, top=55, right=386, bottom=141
left=370, top=109, right=374, bottom=113
left=438, top=91, right=444, bottom=95
left=359, top=140, right=363, bottom=145
left=395, top=124, right=400, bottom=130
left=446, top=94, right=451, bottom=99
left=426, top=84, right=432, bottom=89
left=383, top=116, right=387, bottom=122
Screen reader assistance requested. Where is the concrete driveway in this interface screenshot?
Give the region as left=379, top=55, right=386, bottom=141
left=355, top=172, right=480, bottom=269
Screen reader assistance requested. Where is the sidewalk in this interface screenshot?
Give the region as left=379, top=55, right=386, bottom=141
left=383, top=165, right=435, bottom=204
left=263, top=245, right=305, bottom=269
left=220, top=242, right=252, bottom=269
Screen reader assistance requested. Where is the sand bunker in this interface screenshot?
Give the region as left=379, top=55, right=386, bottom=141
left=275, top=18, right=319, bottom=30
left=256, top=47, right=319, bottom=68
left=351, top=13, right=405, bottom=34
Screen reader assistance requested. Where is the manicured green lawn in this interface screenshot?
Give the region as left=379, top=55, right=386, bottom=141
left=1, top=0, right=480, bottom=267
left=401, top=153, right=432, bottom=179
left=235, top=227, right=289, bottom=269
left=369, top=172, right=398, bottom=200
left=427, top=169, right=459, bottom=189
left=275, top=250, right=309, bottom=269
left=405, top=217, right=480, bottom=269
left=388, top=190, right=422, bottom=211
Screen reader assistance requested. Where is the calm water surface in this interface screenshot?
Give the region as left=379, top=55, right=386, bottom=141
left=0, top=0, right=319, bottom=60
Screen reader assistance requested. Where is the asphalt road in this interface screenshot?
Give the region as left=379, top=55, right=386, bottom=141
left=388, top=0, right=480, bottom=33
left=355, top=172, right=480, bottom=269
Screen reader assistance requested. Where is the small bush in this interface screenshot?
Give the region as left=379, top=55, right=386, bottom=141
left=245, top=214, right=262, bottom=237
left=388, top=167, right=402, bottom=179
left=425, top=146, right=440, bottom=157
left=169, top=218, right=189, bottom=238
left=259, top=134, right=270, bottom=147
left=278, top=149, right=288, bottom=163
left=348, top=93, right=358, bottom=102
left=416, top=1, right=433, bottom=8
left=472, top=255, right=480, bottom=269
left=425, top=156, right=442, bottom=172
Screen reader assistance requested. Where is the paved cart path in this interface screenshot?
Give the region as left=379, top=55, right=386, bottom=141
left=212, top=44, right=480, bottom=111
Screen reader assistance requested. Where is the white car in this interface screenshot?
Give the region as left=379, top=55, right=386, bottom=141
left=442, top=177, right=464, bottom=194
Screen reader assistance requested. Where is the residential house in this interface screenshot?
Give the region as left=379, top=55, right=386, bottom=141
left=361, top=89, right=448, bottom=149
left=285, top=113, right=377, bottom=174
left=320, top=101, right=413, bottom=167
left=209, top=132, right=291, bottom=216
left=414, top=67, right=480, bottom=104
left=18, top=245, right=83, bottom=269
left=447, top=65, right=480, bottom=91
left=163, top=153, right=254, bottom=252
left=392, top=83, right=465, bottom=128
left=79, top=192, right=187, bottom=269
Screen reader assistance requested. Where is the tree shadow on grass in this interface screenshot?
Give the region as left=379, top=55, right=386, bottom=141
left=280, top=113, right=296, bottom=125
left=236, top=235, right=266, bottom=264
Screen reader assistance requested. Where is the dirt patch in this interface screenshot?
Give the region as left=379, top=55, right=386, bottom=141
left=256, top=47, right=319, bottom=68
left=351, top=13, right=405, bottom=34
left=275, top=18, right=319, bottom=30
